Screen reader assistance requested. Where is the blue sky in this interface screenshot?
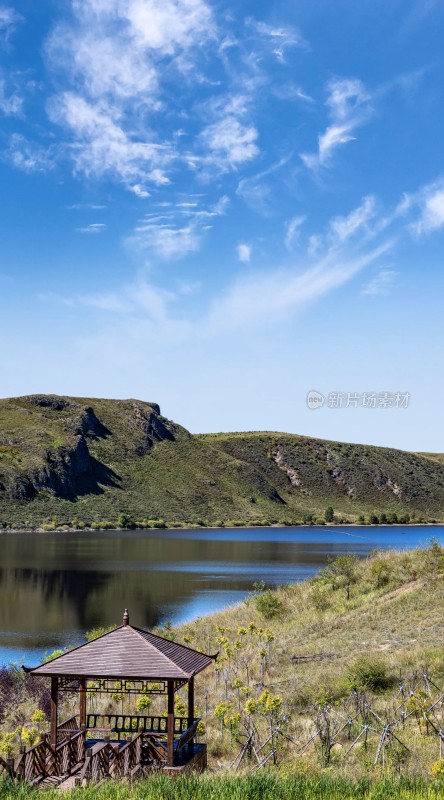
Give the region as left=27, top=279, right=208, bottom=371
left=0, top=0, right=443, bottom=451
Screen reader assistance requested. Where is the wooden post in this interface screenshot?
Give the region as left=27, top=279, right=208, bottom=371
left=188, top=676, right=195, bottom=756
left=50, top=677, right=58, bottom=748
left=167, top=680, right=175, bottom=767
left=79, top=678, right=87, bottom=728
left=188, top=676, right=195, bottom=728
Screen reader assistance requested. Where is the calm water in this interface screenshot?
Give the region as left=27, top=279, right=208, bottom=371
left=0, top=526, right=441, bottom=666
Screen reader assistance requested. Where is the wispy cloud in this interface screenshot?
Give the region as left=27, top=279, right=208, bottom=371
left=207, top=242, right=393, bottom=333
left=197, top=94, right=259, bottom=173
left=0, top=72, right=22, bottom=115
left=362, top=269, right=398, bottom=297
left=76, top=223, right=107, bottom=234
left=394, top=177, right=444, bottom=235
left=47, top=92, right=174, bottom=186
left=301, top=77, right=372, bottom=170
left=413, top=185, right=444, bottom=234
left=329, top=195, right=376, bottom=243
left=199, top=115, right=259, bottom=169
left=129, top=195, right=229, bottom=259
left=130, top=184, right=150, bottom=199
left=236, top=243, right=251, bottom=262
left=273, top=83, right=314, bottom=103
left=284, top=215, right=306, bottom=249
left=236, top=154, right=291, bottom=214
left=0, top=5, right=23, bottom=42
left=4, top=134, right=54, bottom=173
left=45, top=0, right=215, bottom=190
left=245, top=17, right=308, bottom=62
left=68, top=203, right=107, bottom=210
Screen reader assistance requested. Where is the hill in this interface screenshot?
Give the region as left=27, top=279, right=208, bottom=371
left=0, top=394, right=443, bottom=528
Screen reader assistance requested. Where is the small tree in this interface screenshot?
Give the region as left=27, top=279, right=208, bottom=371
left=136, top=695, right=151, bottom=713
left=118, top=513, right=135, bottom=529
left=370, top=557, right=392, bottom=588
left=321, top=554, right=360, bottom=601
left=324, top=506, right=334, bottom=523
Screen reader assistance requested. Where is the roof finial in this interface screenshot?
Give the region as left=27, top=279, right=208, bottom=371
left=123, top=609, right=129, bottom=627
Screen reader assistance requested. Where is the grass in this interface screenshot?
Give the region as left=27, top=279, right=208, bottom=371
left=1, top=394, right=444, bottom=529
left=2, top=773, right=444, bottom=799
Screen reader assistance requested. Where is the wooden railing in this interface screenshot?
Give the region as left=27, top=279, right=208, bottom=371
left=57, top=715, right=79, bottom=743
left=14, top=730, right=86, bottom=785
left=85, top=713, right=189, bottom=738
left=15, top=739, right=47, bottom=784
left=53, top=730, right=86, bottom=776
left=0, top=754, right=15, bottom=780
left=10, top=715, right=201, bottom=784
left=78, top=733, right=144, bottom=783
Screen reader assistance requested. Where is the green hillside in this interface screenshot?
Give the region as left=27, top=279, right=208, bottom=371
left=0, top=395, right=443, bottom=529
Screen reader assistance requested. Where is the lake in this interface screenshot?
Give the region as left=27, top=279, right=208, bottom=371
left=0, top=525, right=441, bottom=666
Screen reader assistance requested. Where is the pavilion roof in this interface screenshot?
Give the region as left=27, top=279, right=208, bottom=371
left=26, top=612, right=215, bottom=681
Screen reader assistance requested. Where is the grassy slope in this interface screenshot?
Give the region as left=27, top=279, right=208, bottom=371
left=175, top=546, right=444, bottom=781
left=2, top=549, right=444, bottom=797
left=0, top=395, right=443, bottom=527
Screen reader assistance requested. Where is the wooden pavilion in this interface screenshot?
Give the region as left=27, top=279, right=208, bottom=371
left=14, top=610, right=216, bottom=788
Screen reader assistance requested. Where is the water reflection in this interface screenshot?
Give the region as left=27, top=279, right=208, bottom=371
left=0, top=526, right=440, bottom=664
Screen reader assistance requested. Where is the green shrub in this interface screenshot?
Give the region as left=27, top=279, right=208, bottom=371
left=309, top=580, right=331, bottom=610
left=253, top=588, right=285, bottom=619
left=346, top=654, right=392, bottom=692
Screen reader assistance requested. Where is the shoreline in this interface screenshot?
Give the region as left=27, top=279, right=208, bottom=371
left=1, top=521, right=443, bottom=534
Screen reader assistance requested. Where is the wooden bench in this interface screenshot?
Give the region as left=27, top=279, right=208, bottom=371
left=150, top=718, right=201, bottom=761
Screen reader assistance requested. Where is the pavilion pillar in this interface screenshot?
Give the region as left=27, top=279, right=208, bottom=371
left=187, top=676, right=195, bottom=755
left=50, top=677, right=58, bottom=749
left=167, top=680, right=175, bottom=767
left=188, top=676, right=194, bottom=727
left=79, top=678, right=87, bottom=728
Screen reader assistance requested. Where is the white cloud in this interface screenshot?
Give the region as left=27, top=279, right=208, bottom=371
left=48, top=92, right=174, bottom=185
left=0, top=6, right=23, bottom=40
left=0, top=74, right=22, bottom=115
left=76, top=223, right=107, bottom=234
left=415, top=187, right=444, bottom=234
left=47, top=0, right=214, bottom=99
left=68, top=203, right=107, bottom=210
left=273, top=83, right=314, bottom=103
left=5, top=134, right=54, bottom=173
left=130, top=195, right=228, bottom=259
left=49, top=275, right=192, bottom=346
left=200, top=113, right=259, bottom=169
left=394, top=178, right=444, bottom=236
left=237, top=243, right=251, bottom=262
left=362, top=269, right=398, bottom=297
left=301, top=78, right=372, bottom=169
left=45, top=0, right=214, bottom=190
left=236, top=155, right=291, bottom=214
left=131, top=221, right=202, bottom=259
left=130, top=184, right=150, bottom=198
left=245, top=17, right=308, bottom=61
left=207, top=241, right=393, bottom=333
left=284, top=215, right=306, bottom=249
left=329, top=195, right=376, bottom=243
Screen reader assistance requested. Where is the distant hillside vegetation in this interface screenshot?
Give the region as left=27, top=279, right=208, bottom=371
left=0, top=395, right=443, bottom=529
